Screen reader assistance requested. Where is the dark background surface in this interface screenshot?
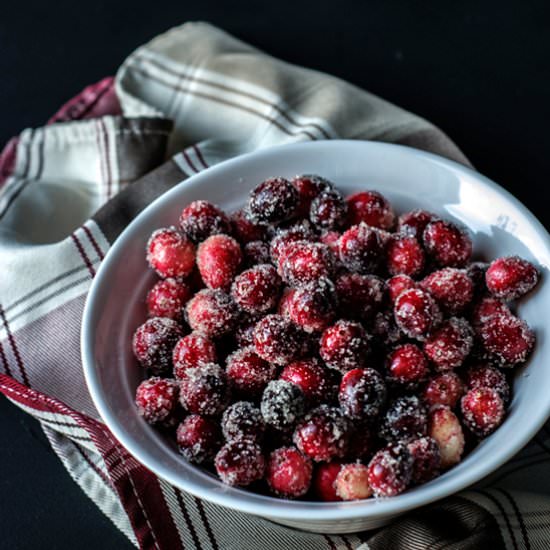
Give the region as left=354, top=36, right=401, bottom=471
left=2, top=1, right=550, bottom=548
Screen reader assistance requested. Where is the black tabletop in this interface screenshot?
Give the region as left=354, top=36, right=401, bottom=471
left=2, top=1, right=550, bottom=548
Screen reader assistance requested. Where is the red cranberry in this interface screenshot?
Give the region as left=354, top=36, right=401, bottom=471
left=421, top=268, right=474, bottom=315
left=398, top=209, right=438, bottom=239
left=428, top=407, right=464, bottom=468
left=387, top=274, right=417, bottom=303
left=280, top=358, right=334, bottom=405
left=279, top=241, right=334, bottom=285
left=261, top=380, right=306, bottom=430
left=464, top=363, right=510, bottom=404
left=461, top=388, right=505, bottom=437
left=293, top=405, right=351, bottom=462
left=423, top=318, right=474, bottom=371
left=243, top=240, right=271, bottom=266
left=310, top=190, right=348, bottom=230
left=221, top=401, right=265, bottom=442
left=320, top=320, right=370, bottom=372
left=197, top=234, right=242, bottom=290
left=335, top=463, right=373, bottom=500
left=380, top=395, right=428, bottom=442
left=173, top=332, right=217, bottom=378
left=146, top=278, right=192, bottom=320
left=231, top=264, right=281, bottom=315
left=176, top=414, right=222, bottom=464
left=292, top=174, right=332, bottom=216
left=485, top=256, right=539, bottom=301
left=248, top=177, right=299, bottom=223
left=179, top=363, right=230, bottom=416
left=471, top=296, right=511, bottom=329
left=387, top=236, right=425, bottom=277
left=215, top=439, right=266, bottom=486
left=132, top=317, right=183, bottom=373
left=230, top=208, right=267, bottom=243
left=179, top=200, right=231, bottom=243
left=423, top=220, right=473, bottom=267
left=339, top=223, right=385, bottom=274
left=253, top=314, right=303, bottom=365
left=267, top=447, right=313, bottom=498
left=346, top=191, right=396, bottom=230
left=313, top=462, right=343, bottom=501
left=135, top=377, right=179, bottom=426
left=367, top=443, right=413, bottom=497
left=336, top=273, right=386, bottom=320
left=386, top=344, right=429, bottom=387
left=423, top=372, right=465, bottom=409
left=407, top=436, right=441, bottom=484
left=286, top=279, right=336, bottom=333
left=147, top=227, right=196, bottom=279
left=270, top=222, right=315, bottom=265
left=226, top=346, right=276, bottom=397
left=394, top=288, right=442, bottom=340
left=277, top=287, right=295, bottom=318
left=185, top=289, right=239, bottom=339
left=339, top=368, right=387, bottom=420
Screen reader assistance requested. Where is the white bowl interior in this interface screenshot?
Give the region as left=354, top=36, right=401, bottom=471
left=83, top=140, right=550, bottom=525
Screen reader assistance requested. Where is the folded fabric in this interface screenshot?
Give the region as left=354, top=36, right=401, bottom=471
left=0, top=21, right=545, bottom=550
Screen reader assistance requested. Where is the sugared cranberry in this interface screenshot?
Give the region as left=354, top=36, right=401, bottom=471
left=367, top=443, right=413, bottom=497
left=248, top=177, right=299, bottom=223
left=428, top=407, right=464, bottom=468
left=471, top=296, right=511, bottom=329
left=133, top=317, right=183, bottom=373
left=226, top=346, right=276, bottom=397
left=310, top=190, right=348, bottom=230
left=387, top=274, right=417, bottom=303
left=292, top=174, right=332, bottom=216
left=197, top=234, right=242, bottom=290
left=286, top=279, right=336, bottom=333
left=179, top=363, right=230, bottom=416
left=335, top=463, right=372, bottom=500
left=387, top=236, right=425, bottom=277
left=380, top=395, right=428, bottom=442
left=423, top=318, right=473, bottom=371
left=339, top=223, right=385, bottom=274
left=320, top=230, right=341, bottom=256
left=394, top=288, right=442, bottom=340
left=270, top=222, right=315, bottom=265
left=185, top=289, right=239, bottom=339
left=234, top=317, right=257, bottom=348
left=147, top=227, right=196, bottom=279
left=176, top=414, right=222, bottom=463
left=173, top=333, right=217, bottom=378
left=346, top=191, right=396, bottom=230
left=280, top=358, right=334, bottom=405
left=243, top=240, right=271, bottom=267
left=230, top=208, right=267, bottom=243
left=423, top=372, right=464, bottom=409
left=421, top=268, right=474, bottom=314
left=313, top=462, right=343, bottom=501
left=179, top=200, right=231, bottom=243
left=267, top=447, right=313, bottom=498
left=407, top=436, right=441, bottom=484
left=335, top=273, right=386, bottom=321
left=135, top=377, right=179, bottom=426
left=221, top=401, right=265, bottom=442
left=261, top=380, right=306, bottom=430
left=464, top=363, right=510, bottom=404
left=231, top=264, right=281, bottom=315
left=253, top=314, right=303, bottom=365
left=485, top=256, right=539, bottom=301
left=146, top=278, right=192, bottom=320
left=398, top=209, right=438, bottom=239
left=339, top=368, right=387, bottom=420
left=386, top=344, right=429, bottom=387
left=320, top=320, right=370, bottom=372
left=293, top=405, right=351, bottom=462
left=423, top=220, right=472, bottom=267
left=215, top=439, right=266, bottom=486
left=279, top=241, right=334, bottom=285
left=461, top=388, right=505, bottom=437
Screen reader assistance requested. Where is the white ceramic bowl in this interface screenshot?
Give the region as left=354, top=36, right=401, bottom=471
left=82, top=140, right=550, bottom=533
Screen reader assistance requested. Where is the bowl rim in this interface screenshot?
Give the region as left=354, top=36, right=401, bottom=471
left=82, top=139, right=550, bottom=521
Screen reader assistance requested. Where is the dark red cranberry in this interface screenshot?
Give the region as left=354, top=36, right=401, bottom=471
left=226, top=346, right=277, bottom=397
left=387, top=236, right=425, bottom=277
left=367, top=443, right=413, bottom=497
left=386, top=344, right=429, bottom=387
left=370, top=309, right=403, bottom=346
left=260, top=380, right=306, bottom=430
left=387, top=274, right=417, bottom=303
left=398, top=209, right=438, bottom=239
left=339, top=223, right=385, bottom=274
left=485, top=256, right=539, bottom=301
left=234, top=317, right=257, bottom=348
left=279, top=241, right=334, bottom=285
left=310, top=190, right=348, bottom=230
left=243, top=240, right=271, bottom=266
left=178, top=363, right=230, bottom=416
left=280, top=358, right=334, bottom=405
left=335, top=463, right=373, bottom=500
left=231, top=264, right=281, bottom=315
left=230, top=208, right=268, bottom=243
left=286, top=278, right=336, bottom=333
left=253, top=314, right=303, bottom=365
left=407, top=436, right=441, bottom=484
left=173, top=332, right=217, bottom=378
left=339, top=368, right=387, bottom=420
left=197, top=234, right=242, bottom=291
left=423, top=318, right=474, bottom=371
left=146, top=278, right=192, bottom=320
left=423, top=220, right=473, bottom=267
left=135, top=377, right=179, bottom=426
left=215, top=439, right=266, bottom=486
left=335, top=273, right=386, bottom=321
left=248, top=177, right=299, bottom=223
left=146, top=227, right=196, bottom=279
left=421, top=268, right=474, bottom=315
left=292, top=174, right=332, bottom=216
left=221, top=401, right=265, bottom=442
left=176, top=414, right=222, bottom=463
left=320, top=320, right=370, bottom=372
left=347, top=424, right=377, bottom=459
left=461, top=388, right=505, bottom=437
left=185, top=289, right=239, bottom=338
left=179, top=200, right=231, bottom=243
left=269, top=222, right=315, bottom=265
left=394, top=288, right=442, bottom=340
left=346, top=191, right=396, bottom=230
left=312, top=462, right=343, bottom=501
left=380, top=395, right=428, bottom=442
left=464, top=363, right=510, bottom=404
left=423, top=372, right=464, bottom=409
left=267, top=447, right=313, bottom=498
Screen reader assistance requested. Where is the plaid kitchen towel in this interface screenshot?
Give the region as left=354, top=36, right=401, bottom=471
left=0, top=21, right=546, bottom=550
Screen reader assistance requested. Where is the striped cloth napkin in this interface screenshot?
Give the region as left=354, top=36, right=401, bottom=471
left=0, top=21, right=547, bottom=550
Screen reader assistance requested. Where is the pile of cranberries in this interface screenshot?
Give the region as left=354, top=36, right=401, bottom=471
left=133, top=175, right=540, bottom=501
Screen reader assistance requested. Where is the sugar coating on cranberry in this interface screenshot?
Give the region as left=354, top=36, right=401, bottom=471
left=398, top=209, right=439, bottom=239
left=339, top=223, right=385, bottom=274
left=248, top=177, right=299, bottom=223
left=146, top=278, right=192, bottom=320
left=133, top=317, right=183, bottom=373
left=267, top=446, right=313, bottom=498
left=320, top=320, right=370, bottom=372
left=185, top=289, right=239, bottom=339
left=346, top=191, right=396, bottom=230
left=336, top=273, right=386, bottom=320
left=147, top=227, right=196, bottom=279
left=280, top=358, right=334, bottom=405
left=215, top=439, right=266, bottom=486
left=428, top=407, right=465, bottom=468
left=367, top=443, right=413, bottom=497
left=179, top=363, right=230, bottom=416
left=320, top=230, right=341, bottom=256
left=310, top=189, right=348, bottom=230
left=173, top=333, right=217, bottom=378
left=197, top=234, right=242, bottom=291
left=176, top=414, right=222, bottom=464
left=270, top=222, right=315, bottom=265
left=292, top=174, right=333, bottom=216
left=380, top=395, right=428, bottom=442
left=407, top=436, right=441, bottom=484
left=394, top=288, right=442, bottom=340
left=179, top=200, right=231, bottom=243
left=461, top=388, right=505, bottom=437
left=421, top=268, right=474, bottom=315
left=464, top=364, right=510, bottom=404
left=230, top=208, right=268, bottom=244
left=261, top=380, right=306, bottom=430
left=387, top=236, right=425, bottom=277
left=423, top=220, right=473, bottom=267
left=386, top=344, right=429, bottom=387
left=231, top=264, right=281, bottom=315
left=221, top=401, right=265, bottom=442
left=423, top=372, right=465, bottom=409
left=335, top=463, right=373, bottom=500
left=423, top=317, right=474, bottom=371
left=339, top=368, right=387, bottom=420
left=226, top=346, right=276, bottom=397
left=485, top=256, right=539, bottom=301
left=135, top=377, right=179, bottom=426
left=253, top=314, right=302, bottom=365
left=286, top=278, right=336, bottom=333
left=293, top=405, right=351, bottom=462
left=387, top=274, right=417, bottom=303
left=471, top=296, right=511, bottom=329
left=279, top=241, right=334, bottom=285
left=243, top=240, right=271, bottom=267
left=234, top=318, right=257, bottom=348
